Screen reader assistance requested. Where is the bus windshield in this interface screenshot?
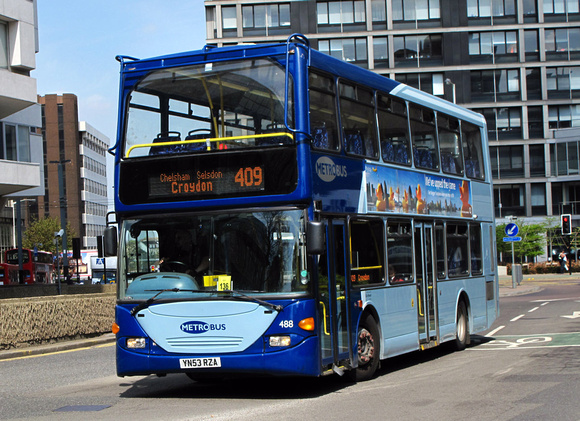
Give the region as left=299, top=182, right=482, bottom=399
left=6, top=250, right=29, bottom=264
left=118, top=209, right=308, bottom=300
left=124, top=58, right=294, bottom=158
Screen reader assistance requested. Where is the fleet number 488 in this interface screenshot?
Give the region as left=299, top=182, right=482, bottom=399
left=279, top=320, right=294, bottom=328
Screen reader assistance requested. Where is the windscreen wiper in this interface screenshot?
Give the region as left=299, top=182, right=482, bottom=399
left=217, top=290, right=284, bottom=312
left=130, top=288, right=202, bottom=315
left=130, top=288, right=283, bottom=315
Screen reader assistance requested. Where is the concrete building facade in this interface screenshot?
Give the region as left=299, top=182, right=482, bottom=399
left=0, top=0, right=42, bottom=257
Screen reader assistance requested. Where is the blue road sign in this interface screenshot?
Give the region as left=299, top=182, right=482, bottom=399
left=505, top=223, right=519, bottom=237
left=503, top=236, right=522, bottom=242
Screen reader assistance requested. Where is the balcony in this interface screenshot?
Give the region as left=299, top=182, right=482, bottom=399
left=0, top=70, right=37, bottom=119
left=0, top=160, right=41, bottom=196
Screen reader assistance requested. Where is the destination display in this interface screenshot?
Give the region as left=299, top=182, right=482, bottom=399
left=149, top=166, right=264, bottom=199
left=118, top=148, right=297, bottom=205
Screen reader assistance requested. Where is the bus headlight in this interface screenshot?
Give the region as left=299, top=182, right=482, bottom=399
left=269, top=336, right=291, bottom=347
left=126, top=337, right=146, bottom=349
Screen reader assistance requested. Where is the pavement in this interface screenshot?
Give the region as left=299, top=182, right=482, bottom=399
left=498, top=271, right=580, bottom=296
left=1, top=272, right=579, bottom=361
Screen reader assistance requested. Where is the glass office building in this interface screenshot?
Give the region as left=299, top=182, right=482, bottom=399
left=204, top=0, right=580, bottom=230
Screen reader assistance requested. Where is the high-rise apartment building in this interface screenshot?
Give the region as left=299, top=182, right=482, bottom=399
left=204, top=0, right=580, bottom=232
left=37, top=94, right=109, bottom=250
left=0, top=0, right=43, bottom=256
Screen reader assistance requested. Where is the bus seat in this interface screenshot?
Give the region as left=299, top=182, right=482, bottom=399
left=465, top=160, right=481, bottom=178
left=382, top=141, right=395, bottom=161
left=413, top=147, right=433, bottom=169
left=184, top=131, right=211, bottom=151
left=471, top=254, right=479, bottom=273
left=312, top=126, right=329, bottom=149
left=384, top=140, right=408, bottom=164
left=345, top=132, right=364, bottom=155
left=441, top=152, right=457, bottom=173
left=256, top=127, right=292, bottom=146
left=395, top=143, right=409, bottom=164
left=149, top=132, right=183, bottom=155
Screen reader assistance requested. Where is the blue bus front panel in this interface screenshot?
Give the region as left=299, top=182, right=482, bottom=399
left=115, top=299, right=321, bottom=377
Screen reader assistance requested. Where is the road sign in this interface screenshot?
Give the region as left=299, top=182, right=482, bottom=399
left=503, top=236, right=522, bottom=242
left=505, top=223, right=519, bottom=237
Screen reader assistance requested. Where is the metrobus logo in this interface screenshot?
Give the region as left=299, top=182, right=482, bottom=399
left=180, top=321, right=226, bottom=334
left=316, top=156, right=347, bottom=182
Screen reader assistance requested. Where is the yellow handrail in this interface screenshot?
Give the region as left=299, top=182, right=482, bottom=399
left=125, top=132, right=294, bottom=157
left=319, top=301, right=330, bottom=335
left=416, top=284, right=433, bottom=317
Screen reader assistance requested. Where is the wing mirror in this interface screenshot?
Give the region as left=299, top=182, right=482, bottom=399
left=306, top=221, right=325, bottom=255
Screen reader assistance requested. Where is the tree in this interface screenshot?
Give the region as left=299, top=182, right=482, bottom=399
left=496, top=222, right=546, bottom=263
left=22, top=217, right=76, bottom=256
left=516, top=223, right=546, bottom=262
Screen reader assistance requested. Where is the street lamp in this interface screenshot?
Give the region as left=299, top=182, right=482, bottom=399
left=54, top=229, right=64, bottom=294
left=445, top=78, right=456, bottom=104
left=50, top=159, right=71, bottom=282
left=9, top=198, right=36, bottom=283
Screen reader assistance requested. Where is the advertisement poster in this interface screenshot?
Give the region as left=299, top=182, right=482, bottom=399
left=365, top=164, right=472, bottom=218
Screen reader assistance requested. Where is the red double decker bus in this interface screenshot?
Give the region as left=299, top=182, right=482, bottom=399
left=0, top=262, right=9, bottom=285
left=3, top=249, right=54, bottom=284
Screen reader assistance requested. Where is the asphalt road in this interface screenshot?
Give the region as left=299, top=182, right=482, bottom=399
left=1, top=280, right=579, bottom=420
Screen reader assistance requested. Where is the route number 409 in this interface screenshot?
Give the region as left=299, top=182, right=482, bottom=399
left=235, top=167, right=263, bottom=187
left=279, top=320, right=294, bottom=328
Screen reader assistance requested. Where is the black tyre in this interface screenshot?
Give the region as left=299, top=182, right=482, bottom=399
left=350, top=314, right=380, bottom=382
left=454, top=301, right=469, bottom=351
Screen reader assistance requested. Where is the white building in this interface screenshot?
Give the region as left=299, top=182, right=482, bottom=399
left=79, top=121, right=109, bottom=249
left=0, top=0, right=42, bottom=256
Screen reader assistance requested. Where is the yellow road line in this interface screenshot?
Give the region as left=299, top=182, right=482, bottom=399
left=0, top=342, right=114, bottom=362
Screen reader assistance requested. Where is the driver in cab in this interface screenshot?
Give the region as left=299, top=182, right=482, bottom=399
left=159, top=230, right=209, bottom=277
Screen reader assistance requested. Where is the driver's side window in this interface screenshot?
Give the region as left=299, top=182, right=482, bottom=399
left=125, top=228, right=160, bottom=274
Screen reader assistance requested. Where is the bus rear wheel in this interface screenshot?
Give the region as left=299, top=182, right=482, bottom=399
left=454, top=301, right=469, bottom=351
left=350, top=314, right=380, bottom=382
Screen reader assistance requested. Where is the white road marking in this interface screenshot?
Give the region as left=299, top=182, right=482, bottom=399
left=486, top=326, right=505, bottom=337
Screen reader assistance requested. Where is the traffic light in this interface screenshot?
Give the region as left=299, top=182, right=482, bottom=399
left=561, top=214, right=572, bottom=235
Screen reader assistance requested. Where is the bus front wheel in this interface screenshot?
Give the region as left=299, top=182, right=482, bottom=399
left=350, top=314, right=380, bottom=382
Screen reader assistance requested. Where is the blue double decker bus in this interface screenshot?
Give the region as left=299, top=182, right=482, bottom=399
left=108, top=35, right=498, bottom=381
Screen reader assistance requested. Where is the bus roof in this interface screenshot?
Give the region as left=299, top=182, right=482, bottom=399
left=117, top=36, right=485, bottom=127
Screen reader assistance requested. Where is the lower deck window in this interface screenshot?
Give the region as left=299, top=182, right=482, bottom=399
left=350, top=219, right=384, bottom=285
left=447, top=223, right=469, bottom=277
left=387, top=221, right=414, bottom=284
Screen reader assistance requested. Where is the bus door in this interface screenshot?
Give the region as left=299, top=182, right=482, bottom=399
left=317, top=219, right=351, bottom=373
left=414, top=223, right=438, bottom=346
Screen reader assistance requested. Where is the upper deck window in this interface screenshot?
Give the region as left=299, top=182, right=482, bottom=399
left=409, top=104, right=439, bottom=171
left=309, top=71, right=340, bottom=151
left=438, top=114, right=463, bottom=176
left=377, top=94, right=411, bottom=165
left=339, top=82, right=378, bottom=159
left=123, top=59, right=294, bottom=158
left=462, top=121, right=485, bottom=180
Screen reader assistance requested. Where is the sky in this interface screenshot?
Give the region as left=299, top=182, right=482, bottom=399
left=33, top=1, right=208, bottom=143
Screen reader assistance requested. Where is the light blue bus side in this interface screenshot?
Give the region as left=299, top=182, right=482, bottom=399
left=362, top=286, right=420, bottom=358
